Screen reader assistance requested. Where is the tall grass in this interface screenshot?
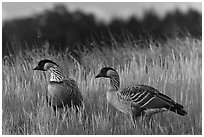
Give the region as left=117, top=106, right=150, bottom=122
left=2, top=37, right=202, bottom=134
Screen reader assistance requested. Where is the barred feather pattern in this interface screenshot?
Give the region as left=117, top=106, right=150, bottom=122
left=108, top=73, right=187, bottom=116
left=49, top=65, right=64, bottom=82
left=117, top=85, right=176, bottom=109
left=110, top=73, right=120, bottom=90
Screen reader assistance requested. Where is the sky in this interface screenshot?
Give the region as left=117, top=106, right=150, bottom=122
left=2, top=2, right=202, bottom=22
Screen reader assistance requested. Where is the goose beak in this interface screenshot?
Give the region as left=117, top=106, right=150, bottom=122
left=95, top=74, right=101, bottom=78
left=33, top=65, right=40, bottom=70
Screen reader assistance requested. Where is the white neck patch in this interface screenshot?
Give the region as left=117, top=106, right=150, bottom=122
left=49, top=67, right=64, bottom=82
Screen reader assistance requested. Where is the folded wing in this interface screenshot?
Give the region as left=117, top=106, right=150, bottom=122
left=119, top=84, right=187, bottom=116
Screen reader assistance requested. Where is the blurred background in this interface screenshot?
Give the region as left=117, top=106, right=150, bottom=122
left=2, top=3, right=202, bottom=135
left=2, top=2, right=202, bottom=59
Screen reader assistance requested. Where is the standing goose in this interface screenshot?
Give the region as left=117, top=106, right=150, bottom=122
left=34, top=59, right=83, bottom=110
left=95, top=67, right=187, bottom=121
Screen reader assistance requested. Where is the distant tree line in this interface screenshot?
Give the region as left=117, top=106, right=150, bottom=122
left=2, top=4, right=202, bottom=57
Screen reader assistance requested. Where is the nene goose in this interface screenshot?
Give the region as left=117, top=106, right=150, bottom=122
left=34, top=59, right=83, bottom=110
left=95, top=67, right=187, bottom=122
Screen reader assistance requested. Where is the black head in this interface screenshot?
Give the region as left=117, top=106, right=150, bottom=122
left=33, top=59, right=59, bottom=71
left=95, top=67, right=117, bottom=78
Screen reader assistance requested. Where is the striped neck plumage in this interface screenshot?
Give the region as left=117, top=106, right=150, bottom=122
left=109, top=73, right=120, bottom=91
left=48, top=66, right=64, bottom=82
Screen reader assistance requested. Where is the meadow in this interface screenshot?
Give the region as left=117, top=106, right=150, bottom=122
left=2, top=37, right=202, bottom=134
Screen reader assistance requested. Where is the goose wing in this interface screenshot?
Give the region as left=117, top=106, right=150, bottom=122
left=63, top=78, right=83, bottom=101
left=53, top=78, right=83, bottom=107
left=117, top=84, right=177, bottom=110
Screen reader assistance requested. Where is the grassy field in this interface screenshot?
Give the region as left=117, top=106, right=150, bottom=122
left=2, top=37, right=202, bottom=134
